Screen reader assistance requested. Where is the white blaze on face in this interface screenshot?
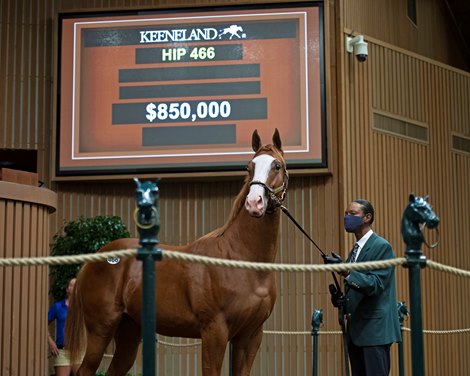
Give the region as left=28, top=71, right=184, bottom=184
left=142, top=189, right=151, bottom=204
left=245, top=154, right=275, bottom=216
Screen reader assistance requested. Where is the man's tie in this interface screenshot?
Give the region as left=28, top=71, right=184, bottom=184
left=349, top=243, right=359, bottom=263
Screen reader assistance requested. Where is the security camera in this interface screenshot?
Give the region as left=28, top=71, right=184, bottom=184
left=346, top=35, right=368, bottom=62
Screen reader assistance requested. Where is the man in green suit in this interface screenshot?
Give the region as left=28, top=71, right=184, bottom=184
left=341, top=199, right=402, bottom=376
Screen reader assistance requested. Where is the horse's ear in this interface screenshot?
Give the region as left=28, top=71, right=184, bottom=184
left=409, top=193, right=415, bottom=202
left=424, top=195, right=429, bottom=202
left=252, top=129, right=261, bottom=152
left=134, top=177, right=141, bottom=187
left=272, top=128, right=283, bottom=152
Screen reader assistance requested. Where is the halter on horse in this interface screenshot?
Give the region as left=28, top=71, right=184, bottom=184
left=65, top=129, right=288, bottom=376
left=401, top=194, right=440, bottom=251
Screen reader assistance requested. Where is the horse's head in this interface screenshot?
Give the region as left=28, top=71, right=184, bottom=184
left=404, top=194, right=439, bottom=229
left=401, top=194, right=440, bottom=250
left=245, top=129, right=289, bottom=217
left=134, top=178, right=159, bottom=209
left=133, top=178, right=160, bottom=240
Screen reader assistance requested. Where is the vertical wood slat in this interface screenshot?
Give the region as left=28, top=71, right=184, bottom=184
left=0, top=200, right=14, bottom=374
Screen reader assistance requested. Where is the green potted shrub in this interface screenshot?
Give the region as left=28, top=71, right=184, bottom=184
left=49, top=215, right=131, bottom=300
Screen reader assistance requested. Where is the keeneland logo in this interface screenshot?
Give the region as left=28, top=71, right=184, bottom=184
left=139, top=25, right=246, bottom=43
left=219, top=25, right=245, bottom=39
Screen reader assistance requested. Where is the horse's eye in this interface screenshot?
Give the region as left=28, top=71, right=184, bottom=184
left=274, top=162, right=281, bottom=171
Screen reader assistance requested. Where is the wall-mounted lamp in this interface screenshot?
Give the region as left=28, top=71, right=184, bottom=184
left=345, top=35, right=368, bottom=62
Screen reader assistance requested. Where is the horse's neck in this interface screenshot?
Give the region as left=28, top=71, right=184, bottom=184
left=226, top=209, right=281, bottom=263
left=402, top=216, right=420, bottom=236
left=402, top=215, right=424, bottom=250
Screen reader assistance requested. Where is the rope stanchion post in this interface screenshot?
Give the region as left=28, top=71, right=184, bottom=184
left=401, top=194, right=440, bottom=376
left=134, top=179, right=162, bottom=376
left=311, top=309, right=322, bottom=376
left=406, top=249, right=426, bottom=376
left=397, top=301, right=409, bottom=376
left=404, top=247, right=426, bottom=376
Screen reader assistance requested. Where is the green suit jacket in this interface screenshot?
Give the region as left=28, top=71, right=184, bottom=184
left=345, top=232, right=402, bottom=346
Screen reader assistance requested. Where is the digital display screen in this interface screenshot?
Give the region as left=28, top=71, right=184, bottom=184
left=55, top=3, right=326, bottom=177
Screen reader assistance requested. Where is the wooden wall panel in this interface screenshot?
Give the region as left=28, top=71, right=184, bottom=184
left=0, top=182, right=56, bottom=376
left=341, top=34, right=470, bottom=376
left=0, top=0, right=55, bottom=182
left=342, top=0, right=469, bottom=71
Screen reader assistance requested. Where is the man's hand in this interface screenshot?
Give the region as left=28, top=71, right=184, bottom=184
left=323, top=252, right=351, bottom=277
left=332, top=295, right=346, bottom=308
left=322, top=252, right=343, bottom=264
left=328, top=284, right=346, bottom=308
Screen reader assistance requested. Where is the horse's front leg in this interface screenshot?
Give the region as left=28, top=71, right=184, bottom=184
left=201, top=316, right=229, bottom=376
left=230, top=326, right=264, bottom=376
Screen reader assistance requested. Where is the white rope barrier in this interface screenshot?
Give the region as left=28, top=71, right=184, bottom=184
left=0, top=247, right=406, bottom=273
left=2, top=248, right=469, bottom=279
left=401, top=326, right=470, bottom=334
left=154, top=326, right=470, bottom=348
left=2, top=247, right=470, bottom=340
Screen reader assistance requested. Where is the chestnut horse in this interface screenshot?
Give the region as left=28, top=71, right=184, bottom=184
left=65, top=129, right=289, bottom=376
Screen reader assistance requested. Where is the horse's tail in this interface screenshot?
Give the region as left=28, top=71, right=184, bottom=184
left=65, top=276, right=86, bottom=364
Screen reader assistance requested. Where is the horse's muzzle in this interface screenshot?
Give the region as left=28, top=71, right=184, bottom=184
left=426, top=216, right=440, bottom=229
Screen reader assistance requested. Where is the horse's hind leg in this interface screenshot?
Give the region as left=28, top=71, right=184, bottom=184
left=77, top=331, right=114, bottom=376
left=106, top=315, right=141, bottom=376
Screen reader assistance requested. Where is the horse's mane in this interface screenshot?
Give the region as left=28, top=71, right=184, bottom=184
left=199, top=174, right=251, bottom=240
left=200, top=144, right=284, bottom=240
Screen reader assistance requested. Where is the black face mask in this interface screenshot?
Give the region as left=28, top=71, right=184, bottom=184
left=344, top=214, right=363, bottom=233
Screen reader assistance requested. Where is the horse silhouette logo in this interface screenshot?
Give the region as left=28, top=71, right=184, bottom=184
left=219, top=25, right=246, bottom=40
